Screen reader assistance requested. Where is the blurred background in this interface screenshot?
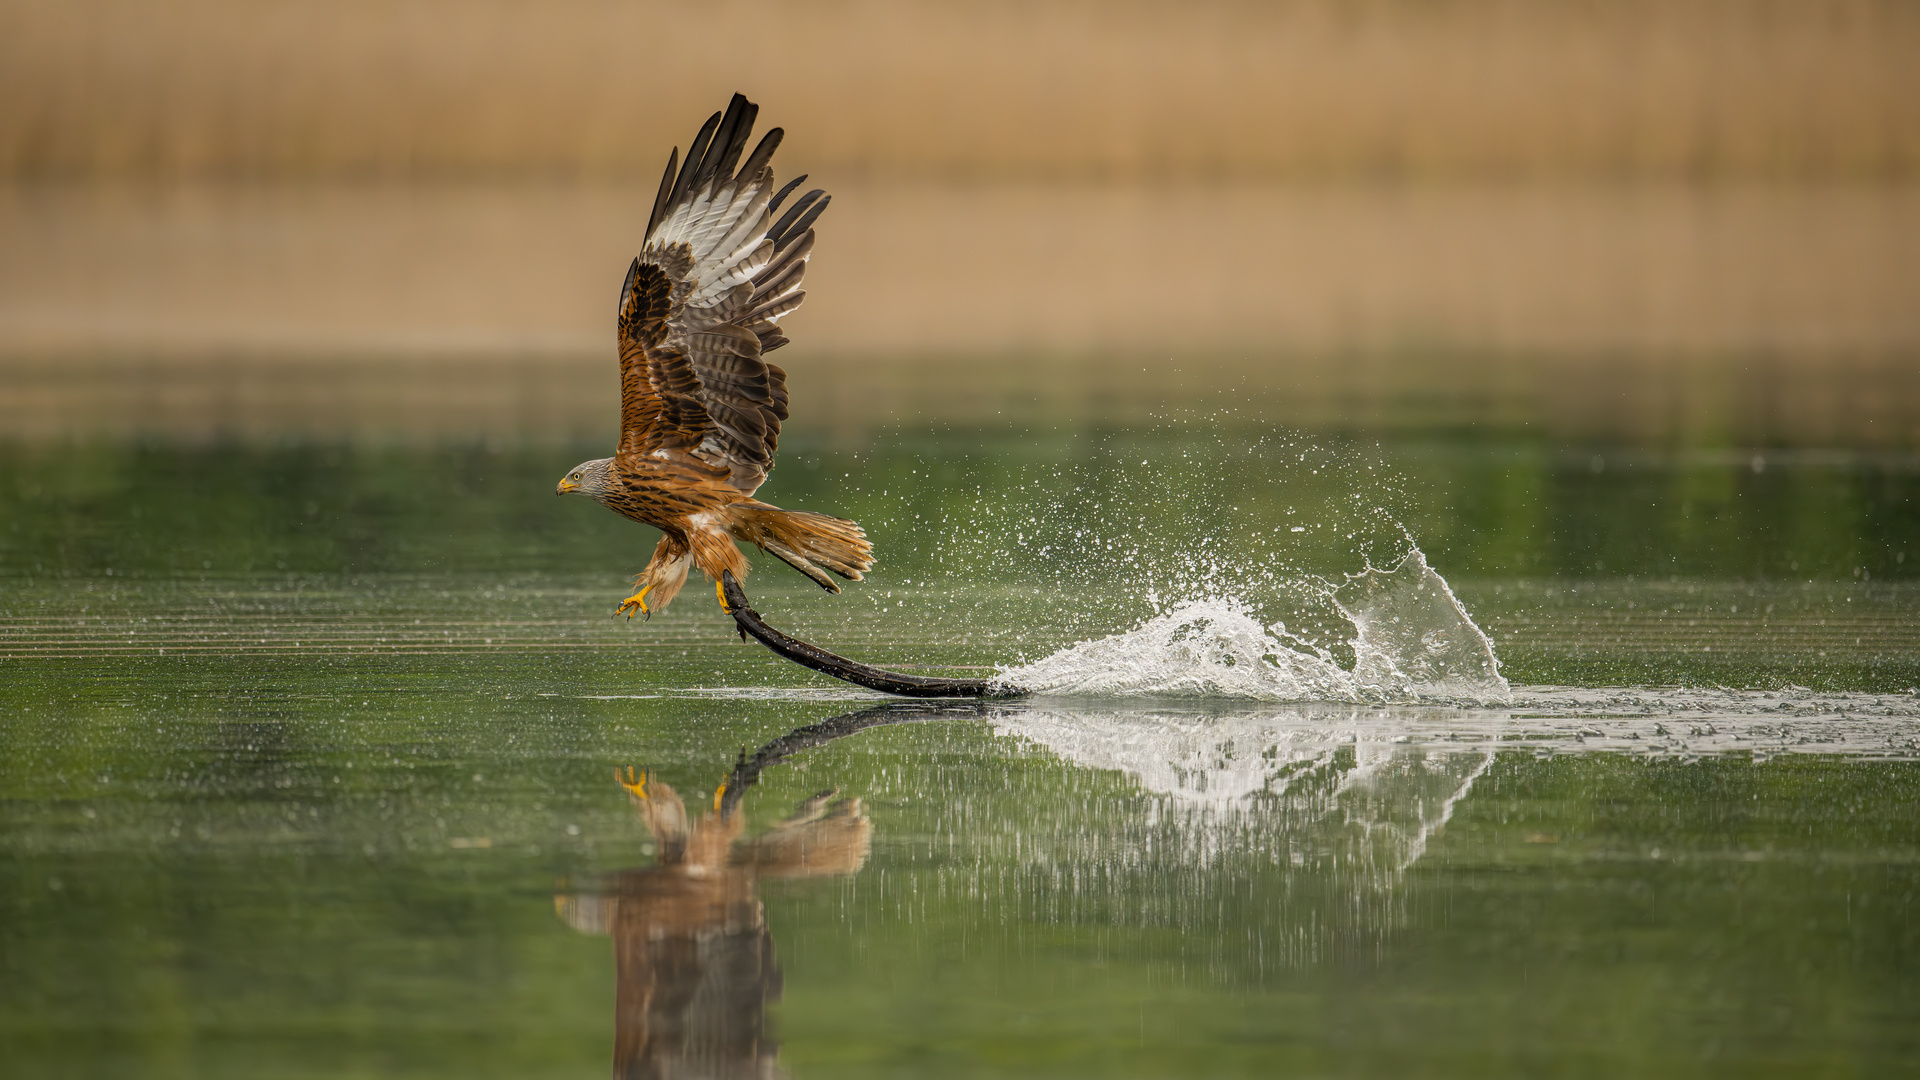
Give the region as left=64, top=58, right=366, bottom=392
left=3, top=0, right=1916, bottom=446
left=2, top=0, right=1916, bottom=625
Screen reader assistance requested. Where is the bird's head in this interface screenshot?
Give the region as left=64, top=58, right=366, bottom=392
left=556, top=457, right=613, bottom=500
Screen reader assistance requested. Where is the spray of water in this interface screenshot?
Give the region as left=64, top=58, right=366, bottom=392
left=845, top=421, right=1509, bottom=700
left=993, top=546, right=1509, bottom=703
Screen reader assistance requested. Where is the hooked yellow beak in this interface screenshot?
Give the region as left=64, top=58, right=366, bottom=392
left=556, top=477, right=579, bottom=495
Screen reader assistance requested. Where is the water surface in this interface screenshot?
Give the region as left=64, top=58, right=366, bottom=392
left=3, top=398, right=1917, bottom=1076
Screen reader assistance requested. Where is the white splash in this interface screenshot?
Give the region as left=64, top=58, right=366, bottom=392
left=993, top=547, right=1509, bottom=704
left=988, top=693, right=1920, bottom=814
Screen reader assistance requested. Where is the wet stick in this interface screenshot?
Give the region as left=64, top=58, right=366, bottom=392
left=720, top=572, right=1021, bottom=699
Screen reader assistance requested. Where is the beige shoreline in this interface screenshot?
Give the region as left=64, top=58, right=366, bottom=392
left=3, top=179, right=1916, bottom=446
left=5, top=181, right=1916, bottom=356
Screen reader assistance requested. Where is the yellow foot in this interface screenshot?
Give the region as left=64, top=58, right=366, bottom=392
left=713, top=778, right=728, bottom=811
left=616, top=765, right=649, bottom=800
left=615, top=585, right=653, bottom=620
left=715, top=578, right=730, bottom=612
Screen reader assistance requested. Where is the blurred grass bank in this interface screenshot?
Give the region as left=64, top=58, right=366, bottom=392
left=5, top=0, right=1915, bottom=180
left=2, top=181, right=1915, bottom=447
left=1, top=0, right=1916, bottom=447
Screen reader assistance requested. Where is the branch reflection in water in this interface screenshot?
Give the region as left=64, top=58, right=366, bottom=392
left=552, top=706, right=948, bottom=1079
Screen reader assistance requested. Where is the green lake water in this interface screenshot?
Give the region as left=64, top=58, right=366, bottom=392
left=4, top=408, right=1918, bottom=1076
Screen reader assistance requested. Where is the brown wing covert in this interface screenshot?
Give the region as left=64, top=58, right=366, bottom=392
left=616, top=259, right=674, bottom=456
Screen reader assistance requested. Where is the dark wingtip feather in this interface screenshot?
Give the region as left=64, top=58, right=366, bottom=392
left=772, top=196, right=830, bottom=252
left=767, top=189, right=825, bottom=245
left=710, top=95, right=759, bottom=183
left=668, top=110, right=723, bottom=210
left=767, top=174, right=807, bottom=216
left=694, top=93, right=757, bottom=193
left=738, top=127, right=784, bottom=183
left=645, top=148, right=678, bottom=241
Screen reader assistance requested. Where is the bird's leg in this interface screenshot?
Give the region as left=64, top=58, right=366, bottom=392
left=715, top=578, right=730, bottom=612
left=616, top=765, right=649, bottom=800
left=620, top=540, right=690, bottom=619
left=617, top=769, right=690, bottom=860
left=615, top=584, right=652, bottom=621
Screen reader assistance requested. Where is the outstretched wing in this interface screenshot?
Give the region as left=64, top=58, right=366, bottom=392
left=616, top=93, right=829, bottom=496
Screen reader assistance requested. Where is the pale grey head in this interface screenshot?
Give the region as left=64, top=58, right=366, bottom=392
left=555, top=457, right=614, bottom=501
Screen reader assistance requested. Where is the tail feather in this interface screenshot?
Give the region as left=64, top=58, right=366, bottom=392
left=727, top=501, right=873, bottom=593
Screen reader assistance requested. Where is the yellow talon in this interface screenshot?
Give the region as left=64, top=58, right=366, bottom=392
left=715, top=578, right=729, bottom=612
left=616, top=585, right=653, bottom=620
left=713, top=779, right=727, bottom=811
left=617, top=766, right=649, bottom=800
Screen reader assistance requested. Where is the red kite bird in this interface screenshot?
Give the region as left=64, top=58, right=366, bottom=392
left=557, top=95, right=872, bottom=618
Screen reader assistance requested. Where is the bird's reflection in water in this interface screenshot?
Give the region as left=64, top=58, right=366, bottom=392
left=555, top=705, right=960, bottom=1080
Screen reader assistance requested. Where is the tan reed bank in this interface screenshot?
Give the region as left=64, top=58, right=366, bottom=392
left=2, top=0, right=1916, bottom=180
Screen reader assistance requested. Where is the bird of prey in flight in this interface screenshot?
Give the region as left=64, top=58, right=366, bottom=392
left=557, top=94, right=871, bottom=618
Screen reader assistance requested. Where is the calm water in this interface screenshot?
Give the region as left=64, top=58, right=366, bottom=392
left=4, top=410, right=1918, bottom=1076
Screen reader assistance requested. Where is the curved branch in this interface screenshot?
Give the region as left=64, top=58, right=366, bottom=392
left=721, top=572, right=1023, bottom=699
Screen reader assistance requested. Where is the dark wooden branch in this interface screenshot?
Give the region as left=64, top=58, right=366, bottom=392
left=720, top=572, right=1023, bottom=699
